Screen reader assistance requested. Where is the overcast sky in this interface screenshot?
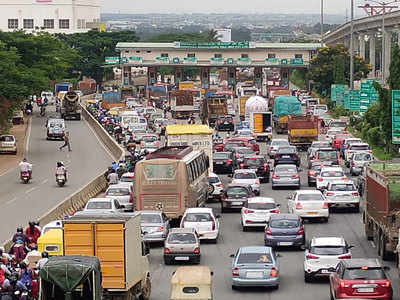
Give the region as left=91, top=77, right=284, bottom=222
left=101, top=0, right=370, bottom=15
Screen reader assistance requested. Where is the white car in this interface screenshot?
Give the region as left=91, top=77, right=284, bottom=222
left=119, top=172, right=134, bottom=183
left=287, top=190, right=329, bottom=222
left=180, top=207, right=220, bottom=242
left=325, top=128, right=343, bottom=143
left=241, top=197, right=280, bottom=231
left=105, top=183, right=133, bottom=210
left=313, top=105, right=328, bottom=116
left=231, top=169, right=260, bottom=195
left=304, top=237, right=352, bottom=282
left=268, top=139, right=290, bottom=158
left=235, top=129, right=254, bottom=138
left=344, top=142, right=371, bottom=162
left=323, top=180, right=360, bottom=212
left=341, top=137, right=362, bottom=158
left=316, top=166, right=346, bottom=190
left=208, top=172, right=224, bottom=201
left=83, top=197, right=128, bottom=213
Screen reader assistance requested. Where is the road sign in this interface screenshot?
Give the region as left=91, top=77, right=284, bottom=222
left=176, top=41, right=249, bottom=49
left=392, top=90, right=400, bottom=144
left=105, top=57, right=119, bottom=64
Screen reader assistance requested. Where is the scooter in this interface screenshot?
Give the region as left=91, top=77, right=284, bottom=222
left=20, top=171, right=30, bottom=184
left=56, top=174, right=66, bottom=187
left=39, top=106, right=46, bottom=117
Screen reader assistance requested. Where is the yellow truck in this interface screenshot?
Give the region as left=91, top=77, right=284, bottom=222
left=239, top=96, right=249, bottom=117
left=288, top=115, right=319, bottom=148
left=63, top=213, right=151, bottom=300
left=179, top=81, right=195, bottom=90
left=248, top=112, right=273, bottom=142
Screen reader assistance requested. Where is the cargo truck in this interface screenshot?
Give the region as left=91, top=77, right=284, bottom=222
left=239, top=96, right=249, bottom=117
left=204, top=93, right=228, bottom=126
left=268, top=88, right=290, bottom=108
left=60, top=91, right=81, bottom=120
left=363, top=163, right=400, bottom=260
left=288, top=114, right=318, bottom=148
left=248, top=112, right=273, bottom=142
left=169, top=90, right=194, bottom=119
left=101, top=91, right=124, bottom=110
left=63, top=213, right=151, bottom=299
left=273, top=96, right=301, bottom=134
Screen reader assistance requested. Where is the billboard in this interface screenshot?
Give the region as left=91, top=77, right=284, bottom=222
left=216, top=28, right=232, bottom=42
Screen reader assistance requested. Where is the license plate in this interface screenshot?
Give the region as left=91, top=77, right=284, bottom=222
left=307, top=211, right=318, bottom=215
left=357, top=288, right=374, bottom=293
left=216, top=162, right=223, bottom=165
left=321, top=269, right=331, bottom=274
left=175, top=257, right=189, bottom=261
left=282, top=155, right=290, bottom=158
left=246, top=271, right=263, bottom=278
left=232, top=201, right=243, bottom=205
left=224, top=122, right=229, bottom=124
left=279, top=242, right=292, bottom=246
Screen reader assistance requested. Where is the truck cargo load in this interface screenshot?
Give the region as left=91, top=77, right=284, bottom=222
left=78, top=78, right=96, bottom=95
left=288, top=114, right=318, bottom=147
left=273, top=96, right=301, bottom=134
left=203, top=93, right=228, bottom=125
left=169, top=90, right=194, bottom=119
left=363, top=163, right=400, bottom=260
left=63, top=213, right=151, bottom=299
left=239, top=96, right=249, bottom=117
left=179, top=81, right=195, bottom=90
left=101, top=91, right=124, bottom=110
left=244, top=96, right=271, bottom=141
left=268, top=88, right=290, bottom=107
left=61, top=91, right=81, bottom=120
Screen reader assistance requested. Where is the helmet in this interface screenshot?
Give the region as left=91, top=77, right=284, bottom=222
left=19, top=262, right=27, bottom=269
left=23, top=158, right=27, bottom=162
left=17, top=227, right=23, bottom=233
left=42, top=251, right=49, bottom=258
left=57, top=161, right=63, bottom=168
left=30, top=245, right=38, bottom=251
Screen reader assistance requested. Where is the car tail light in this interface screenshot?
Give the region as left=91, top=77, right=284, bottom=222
left=339, top=280, right=349, bottom=288
left=221, top=194, right=227, bottom=200
left=292, top=174, right=299, bottom=179
left=317, top=178, right=323, bottom=182
left=216, top=183, right=223, bottom=187
left=211, top=221, right=216, bottom=231
left=293, top=153, right=298, bottom=159
left=226, top=159, right=232, bottom=164
left=235, top=154, right=239, bottom=158
left=218, top=120, right=222, bottom=123
left=272, top=174, right=279, bottom=179
left=269, top=267, right=278, bottom=277
left=338, top=254, right=352, bottom=259
left=297, top=226, right=304, bottom=235
left=308, top=170, right=315, bottom=176
left=263, top=163, right=268, bottom=171
left=255, top=179, right=260, bottom=184
left=306, top=254, right=319, bottom=260
left=244, top=209, right=254, bottom=214
left=323, top=202, right=329, bottom=209
left=381, top=281, right=391, bottom=288
left=229, top=120, right=233, bottom=123
left=265, top=227, right=272, bottom=235
left=326, top=192, right=333, bottom=196
left=341, top=177, right=347, bottom=180
left=296, top=202, right=302, bottom=209
left=270, top=209, right=280, bottom=213
left=240, top=163, right=244, bottom=168
left=193, top=247, right=200, bottom=254
left=352, top=192, right=359, bottom=196
left=164, top=248, right=171, bottom=254
left=351, top=161, right=355, bottom=166
left=157, top=226, right=164, bottom=232
left=232, top=267, right=239, bottom=276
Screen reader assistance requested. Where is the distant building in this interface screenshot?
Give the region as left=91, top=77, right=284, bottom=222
left=216, top=28, right=232, bottom=42
left=0, top=0, right=100, bottom=34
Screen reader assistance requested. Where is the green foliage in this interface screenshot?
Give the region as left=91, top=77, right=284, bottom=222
left=308, top=45, right=370, bottom=96
left=372, top=82, right=392, bottom=150
left=388, top=44, right=400, bottom=90
left=331, top=105, right=348, bottom=119
left=57, top=30, right=139, bottom=84
left=147, top=32, right=215, bottom=43
left=289, top=69, right=306, bottom=89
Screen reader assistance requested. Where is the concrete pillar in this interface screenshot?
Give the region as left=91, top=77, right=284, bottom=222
left=280, top=68, right=289, bottom=88
left=384, top=31, right=392, bottom=81
left=359, top=34, right=366, bottom=60
left=353, top=35, right=360, bottom=56
left=200, top=67, right=210, bottom=89
left=369, top=34, right=376, bottom=78
left=227, top=67, right=236, bottom=91
left=147, top=66, right=157, bottom=85
left=254, top=67, right=263, bottom=89
left=123, top=66, right=130, bottom=86
left=344, top=37, right=350, bottom=49
left=174, top=66, right=183, bottom=85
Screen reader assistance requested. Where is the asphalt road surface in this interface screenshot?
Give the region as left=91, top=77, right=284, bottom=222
left=147, top=134, right=400, bottom=300
left=0, top=105, right=111, bottom=244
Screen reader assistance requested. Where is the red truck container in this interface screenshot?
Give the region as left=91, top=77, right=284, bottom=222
left=363, top=163, right=400, bottom=260
left=77, top=77, right=96, bottom=94
left=287, top=114, right=318, bottom=148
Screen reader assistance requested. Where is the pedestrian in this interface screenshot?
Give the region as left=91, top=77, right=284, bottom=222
left=59, top=131, right=71, bottom=151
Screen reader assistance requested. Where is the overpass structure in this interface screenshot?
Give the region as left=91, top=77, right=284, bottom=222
left=324, top=9, right=400, bottom=81
left=115, top=42, right=320, bottom=91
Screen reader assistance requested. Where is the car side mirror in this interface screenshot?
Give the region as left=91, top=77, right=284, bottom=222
left=215, top=215, right=221, bottom=219
left=227, top=174, right=232, bottom=178
left=300, top=245, right=306, bottom=250
left=276, top=253, right=282, bottom=257
left=276, top=204, right=281, bottom=207
left=383, top=266, right=390, bottom=271
left=229, top=254, right=235, bottom=258
left=347, top=245, right=354, bottom=249
left=120, top=205, right=125, bottom=209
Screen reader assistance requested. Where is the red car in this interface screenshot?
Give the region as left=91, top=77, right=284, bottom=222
left=332, top=133, right=351, bottom=149
left=330, top=259, right=392, bottom=300
left=228, top=137, right=259, bottom=153
left=213, top=138, right=225, bottom=152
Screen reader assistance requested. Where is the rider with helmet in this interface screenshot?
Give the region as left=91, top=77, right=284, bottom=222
left=11, top=227, right=29, bottom=262
left=36, top=252, right=49, bottom=270
left=55, top=161, right=67, bottom=181
left=24, top=221, right=41, bottom=245
left=19, top=158, right=32, bottom=179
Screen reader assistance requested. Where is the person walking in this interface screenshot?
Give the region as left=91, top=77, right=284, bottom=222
left=59, top=131, right=71, bottom=151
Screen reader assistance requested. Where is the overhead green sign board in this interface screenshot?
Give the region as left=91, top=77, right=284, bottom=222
left=105, top=57, right=120, bottom=64
left=177, top=41, right=249, bottom=49
left=392, top=90, right=400, bottom=144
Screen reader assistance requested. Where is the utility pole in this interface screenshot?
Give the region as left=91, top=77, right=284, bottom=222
left=350, top=0, right=354, bottom=89
left=321, top=0, right=324, bottom=47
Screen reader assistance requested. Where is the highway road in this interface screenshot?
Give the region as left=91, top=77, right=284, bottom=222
left=0, top=105, right=111, bottom=244
left=147, top=137, right=400, bottom=300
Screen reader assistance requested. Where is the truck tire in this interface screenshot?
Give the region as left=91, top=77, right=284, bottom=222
left=140, top=278, right=151, bottom=300
left=364, top=215, right=373, bottom=240
left=76, top=114, right=81, bottom=121
left=379, top=233, right=391, bottom=261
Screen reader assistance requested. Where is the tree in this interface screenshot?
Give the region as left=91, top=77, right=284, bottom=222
left=57, top=30, right=139, bottom=85
left=308, top=44, right=370, bottom=96
left=388, top=44, right=400, bottom=90
left=147, top=32, right=215, bottom=43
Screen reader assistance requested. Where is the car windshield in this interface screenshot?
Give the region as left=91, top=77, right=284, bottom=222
left=244, top=158, right=264, bottom=166
left=317, top=150, right=337, bottom=160
left=321, top=171, right=344, bottom=177
left=248, top=202, right=276, bottom=210
left=312, top=142, right=330, bottom=148
left=142, top=136, right=157, bottom=142
left=298, top=194, right=324, bottom=201
left=354, top=153, right=373, bottom=161
left=185, top=213, right=213, bottom=222
left=106, top=188, right=129, bottom=196
left=350, top=145, right=370, bottom=151
left=270, top=219, right=299, bottom=228
left=225, top=143, right=244, bottom=150
left=330, top=121, right=346, bottom=128
left=120, top=176, right=134, bottom=182
left=275, top=166, right=297, bottom=173
left=271, top=140, right=289, bottom=146
left=227, top=187, right=248, bottom=197
left=329, top=184, right=355, bottom=191
left=237, top=253, right=273, bottom=264
left=278, top=147, right=296, bottom=154
left=0, top=136, right=14, bottom=142
left=236, top=148, right=254, bottom=154
left=167, top=233, right=196, bottom=244
left=311, top=246, right=346, bottom=255
left=343, top=268, right=386, bottom=280
left=234, top=172, right=257, bottom=179
left=86, top=201, right=111, bottom=210
left=141, top=214, right=162, bottom=224
left=328, top=130, right=341, bottom=135
left=209, top=177, right=220, bottom=184
left=238, top=131, right=252, bottom=136
left=214, top=153, right=229, bottom=159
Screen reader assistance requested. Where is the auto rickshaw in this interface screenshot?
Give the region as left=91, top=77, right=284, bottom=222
left=37, top=228, right=63, bottom=256
left=170, top=266, right=213, bottom=300
left=12, top=110, right=24, bottom=125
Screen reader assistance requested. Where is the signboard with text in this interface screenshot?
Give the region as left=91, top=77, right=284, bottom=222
left=392, top=90, right=400, bottom=144
left=105, top=57, right=119, bottom=64
left=175, top=41, right=249, bottom=49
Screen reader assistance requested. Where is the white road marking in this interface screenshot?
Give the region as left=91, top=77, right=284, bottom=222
left=370, top=241, right=376, bottom=248
left=24, top=116, right=32, bottom=156
left=25, top=187, right=37, bottom=194
left=6, top=197, right=17, bottom=205
left=41, top=179, right=48, bottom=184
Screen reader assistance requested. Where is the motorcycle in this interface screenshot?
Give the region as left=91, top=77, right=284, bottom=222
left=20, top=171, right=30, bottom=184
left=56, top=174, right=66, bottom=187
left=39, top=106, right=45, bottom=117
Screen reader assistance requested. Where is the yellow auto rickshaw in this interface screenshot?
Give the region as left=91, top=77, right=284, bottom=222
left=170, top=266, right=213, bottom=300
left=85, top=99, right=97, bottom=108
left=12, top=110, right=24, bottom=125
left=37, top=228, right=63, bottom=256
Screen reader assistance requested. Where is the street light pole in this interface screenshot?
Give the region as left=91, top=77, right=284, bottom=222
left=321, top=0, right=324, bottom=47
left=382, top=3, right=386, bottom=82
left=350, top=0, right=354, bottom=89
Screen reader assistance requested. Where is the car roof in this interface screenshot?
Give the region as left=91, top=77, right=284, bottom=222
left=238, top=246, right=272, bottom=254
left=269, top=213, right=299, bottom=220
left=107, top=183, right=131, bottom=189
left=121, top=172, right=135, bottom=177
left=311, top=161, right=333, bottom=167
left=271, top=138, right=288, bottom=142
left=169, top=227, right=196, bottom=234
left=227, top=183, right=252, bottom=189
left=275, top=164, right=297, bottom=169
left=244, top=155, right=264, bottom=159
left=349, top=142, right=369, bottom=146
left=296, top=190, right=323, bottom=195
left=209, top=172, right=219, bottom=177
left=311, top=237, right=345, bottom=247
left=341, top=258, right=381, bottom=268
left=320, top=166, right=343, bottom=171
left=87, top=197, right=113, bottom=202
left=316, top=148, right=336, bottom=151
left=234, top=169, right=257, bottom=174
left=185, top=207, right=214, bottom=214
left=139, top=210, right=163, bottom=215
left=248, top=197, right=275, bottom=203
left=328, top=180, right=354, bottom=185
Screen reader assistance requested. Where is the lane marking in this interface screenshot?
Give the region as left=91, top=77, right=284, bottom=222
left=24, top=116, right=32, bottom=157
left=370, top=241, right=376, bottom=248
left=41, top=179, right=48, bottom=184
left=25, top=187, right=37, bottom=194
left=6, top=197, right=17, bottom=205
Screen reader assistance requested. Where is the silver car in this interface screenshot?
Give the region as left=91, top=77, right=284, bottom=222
left=140, top=210, right=170, bottom=243
left=267, top=139, right=290, bottom=158
left=105, top=182, right=133, bottom=211
left=231, top=169, right=260, bottom=196
left=323, top=180, right=360, bottom=212
left=271, top=164, right=300, bottom=189
left=349, top=152, right=373, bottom=176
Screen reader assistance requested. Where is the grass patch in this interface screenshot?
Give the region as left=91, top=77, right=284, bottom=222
left=290, top=69, right=306, bottom=89
left=372, top=148, right=392, bottom=161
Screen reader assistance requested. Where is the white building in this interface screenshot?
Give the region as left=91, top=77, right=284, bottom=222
left=0, top=0, right=100, bottom=34
left=216, top=28, right=232, bottom=43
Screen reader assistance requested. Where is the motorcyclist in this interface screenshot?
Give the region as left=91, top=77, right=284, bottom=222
left=55, top=161, right=67, bottom=181
left=11, top=227, right=29, bottom=262
left=36, top=252, right=48, bottom=270
left=24, top=221, right=41, bottom=246
left=16, top=262, right=35, bottom=295
left=126, top=137, right=136, bottom=153
left=107, top=169, right=118, bottom=185
left=111, top=161, right=118, bottom=171
left=19, top=158, right=32, bottom=180
left=116, top=162, right=127, bottom=179
left=23, top=245, right=41, bottom=268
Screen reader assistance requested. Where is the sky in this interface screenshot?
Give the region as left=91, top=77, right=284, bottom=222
left=101, top=0, right=370, bottom=16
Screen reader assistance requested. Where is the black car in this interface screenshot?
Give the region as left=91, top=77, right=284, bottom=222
left=213, top=151, right=237, bottom=174
left=240, top=155, right=270, bottom=183
left=274, top=146, right=300, bottom=167
left=232, top=147, right=257, bottom=162
left=310, top=148, right=340, bottom=167
left=216, top=115, right=234, bottom=131
left=264, top=213, right=305, bottom=249
left=307, top=161, right=333, bottom=187
left=221, top=183, right=254, bottom=213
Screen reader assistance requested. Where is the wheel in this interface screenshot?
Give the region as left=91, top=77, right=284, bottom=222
left=242, top=225, right=248, bottom=232
left=208, top=184, right=215, bottom=195
left=221, top=203, right=225, bottom=213
left=308, top=181, right=312, bottom=187
left=323, top=217, right=329, bottom=223
left=379, top=233, right=391, bottom=261
left=271, top=284, right=279, bottom=290
left=76, top=114, right=81, bottom=121
left=265, top=175, right=270, bottom=183
left=353, top=204, right=360, bottom=213
left=231, top=285, right=238, bottom=290
left=139, top=278, right=151, bottom=300
left=164, top=258, right=171, bottom=265
left=330, top=287, right=335, bottom=300
left=364, top=219, right=373, bottom=241
left=272, top=185, right=276, bottom=190
left=304, top=272, right=312, bottom=282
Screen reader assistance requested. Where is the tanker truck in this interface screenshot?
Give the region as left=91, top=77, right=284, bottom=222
left=61, top=91, right=81, bottom=120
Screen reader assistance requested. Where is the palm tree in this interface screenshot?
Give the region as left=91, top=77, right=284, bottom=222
left=206, top=29, right=221, bottom=42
